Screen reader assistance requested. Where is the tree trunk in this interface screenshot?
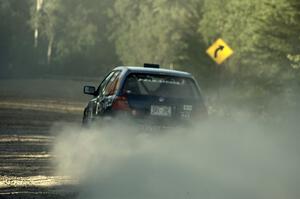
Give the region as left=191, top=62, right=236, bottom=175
left=47, top=37, right=53, bottom=65
left=34, top=0, right=43, bottom=47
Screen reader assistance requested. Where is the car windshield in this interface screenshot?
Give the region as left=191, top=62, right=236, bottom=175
left=123, top=73, right=200, bottom=99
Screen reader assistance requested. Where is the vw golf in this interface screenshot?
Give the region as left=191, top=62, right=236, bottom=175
left=82, top=64, right=207, bottom=127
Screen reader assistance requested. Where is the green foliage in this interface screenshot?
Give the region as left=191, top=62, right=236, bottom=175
left=111, top=0, right=187, bottom=66
left=200, top=0, right=300, bottom=81
left=28, top=0, right=120, bottom=75
left=0, top=0, right=299, bottom=107
left=0, top=0, right=35, bottom=76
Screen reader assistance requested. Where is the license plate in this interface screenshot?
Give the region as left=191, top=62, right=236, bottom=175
left=150, top=105, right=172, bottom=117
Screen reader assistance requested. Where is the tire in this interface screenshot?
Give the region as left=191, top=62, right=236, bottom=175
left=82, top=108, right=93, bottom=127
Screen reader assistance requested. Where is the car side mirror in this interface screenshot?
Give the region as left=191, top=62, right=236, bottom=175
left=83, top=86, right=96, bottom=96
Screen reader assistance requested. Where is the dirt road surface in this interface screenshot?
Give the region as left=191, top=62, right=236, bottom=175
left=0, top=105, right=81, bottom=199
left=0, top=79, right=92, bottom=199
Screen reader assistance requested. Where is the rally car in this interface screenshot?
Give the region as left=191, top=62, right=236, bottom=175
left=82, top=64, right=207, bottom=126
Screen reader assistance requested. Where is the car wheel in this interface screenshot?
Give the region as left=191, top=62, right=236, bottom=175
left=82, top=108, right=93, bottom=126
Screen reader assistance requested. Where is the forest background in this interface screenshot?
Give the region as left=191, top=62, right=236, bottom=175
left=1, top=0, right=299, bottom=117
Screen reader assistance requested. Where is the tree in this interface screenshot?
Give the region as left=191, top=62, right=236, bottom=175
left=200, top=0, right=300, bottom=84
left=0, top=0, right=35, bottom=77
left=30, top=0, right=119, bottom=75
left=110, top=0, right=219, bottom=87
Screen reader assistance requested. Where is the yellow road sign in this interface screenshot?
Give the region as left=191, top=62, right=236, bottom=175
left=206, top=38, right=233, bottom=65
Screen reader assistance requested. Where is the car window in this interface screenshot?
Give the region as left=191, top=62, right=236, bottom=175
left=97, top=71, right=115, bottom=96
left=123, top=73, right=200, bottom=99
left=104, top=71, right=121, bottom=96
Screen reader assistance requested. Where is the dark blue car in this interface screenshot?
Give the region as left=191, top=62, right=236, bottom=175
left=82, top=64, right=207, bottom=126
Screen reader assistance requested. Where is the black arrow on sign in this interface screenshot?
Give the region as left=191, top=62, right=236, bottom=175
left=214, top=45, right=224, bottom=58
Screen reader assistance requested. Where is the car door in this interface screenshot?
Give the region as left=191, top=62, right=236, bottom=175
left=97, top=71, right=121, bottom=116
left=87, top=71, right=115, bottom=118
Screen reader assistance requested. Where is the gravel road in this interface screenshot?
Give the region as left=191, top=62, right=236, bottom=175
left=0, top=101, right=83, bottom=199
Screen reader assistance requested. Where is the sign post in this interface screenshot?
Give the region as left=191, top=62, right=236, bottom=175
left=206, top=38, right=234, bottom=101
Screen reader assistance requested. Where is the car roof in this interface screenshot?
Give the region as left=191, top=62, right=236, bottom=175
left=113, top=66, right=193, bottom=78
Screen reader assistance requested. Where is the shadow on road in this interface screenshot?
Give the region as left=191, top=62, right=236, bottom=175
left=0, top=185, right=78, bottom=199
left=0, top=105, right=82, bottom=199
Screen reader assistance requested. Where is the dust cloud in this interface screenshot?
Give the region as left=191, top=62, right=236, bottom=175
left=52, top=114, right=300, bottom=199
